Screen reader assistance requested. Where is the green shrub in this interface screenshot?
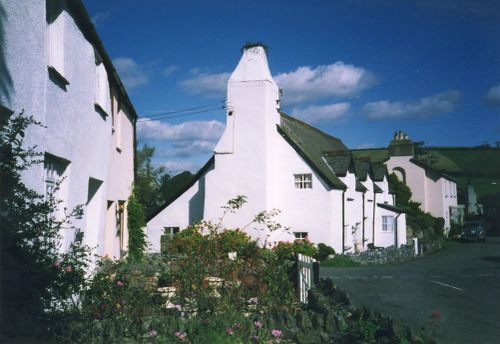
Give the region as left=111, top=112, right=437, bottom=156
left=127, top=189, right=147, bottom=263
left=315, top=243, right=336, bottom=261
left=0, top=112, right=91, bottom=340
left=321, top=255, right=361, bottom=268
left=272, top=239, right=318, bottom=261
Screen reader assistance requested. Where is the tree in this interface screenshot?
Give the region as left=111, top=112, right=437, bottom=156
left=135, top=144, right=168, bottom=216
left=159, top=170, right=194, bottom=203
left=0, top=112, right=90, bottom=340
left=387, top=173, right=441, bottom=241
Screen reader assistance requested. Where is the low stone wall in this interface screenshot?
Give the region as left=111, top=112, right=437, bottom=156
left=348, top=244, right=416, bottom=265
left=271, top=279, right=420, bottom=344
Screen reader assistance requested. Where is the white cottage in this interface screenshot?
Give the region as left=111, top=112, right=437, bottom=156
left=353, top=131, right=459, bottom=233
left=147, top=45, right=406, bottom=253
left=384, top=132, right=458, bottom=232
left=1, top=0, right=136, bottom=259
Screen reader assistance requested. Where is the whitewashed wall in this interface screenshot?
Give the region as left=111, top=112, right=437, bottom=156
left=2, top=1, right=134, bottom=258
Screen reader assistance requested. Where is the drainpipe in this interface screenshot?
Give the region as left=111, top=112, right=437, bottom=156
left=342, top=191, right=345, bottom=253
left=395, top=213, right=402, bottom=247
left=362, top=192, right=365, bottom=250
left=372, top=192, right=376, bottom=247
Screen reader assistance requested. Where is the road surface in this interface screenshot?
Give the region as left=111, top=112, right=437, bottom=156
left=321, top=238, right=500, bottom=343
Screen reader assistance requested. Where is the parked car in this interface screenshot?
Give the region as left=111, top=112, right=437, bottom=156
left=460, top=221, right=486, bottom=242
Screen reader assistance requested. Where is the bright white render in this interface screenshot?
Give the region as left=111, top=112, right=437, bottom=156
left=147, top=46, right=407, bottom=253
left=1, top=0, right=136, bottom=259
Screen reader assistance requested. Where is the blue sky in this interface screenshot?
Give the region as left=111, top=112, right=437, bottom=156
left=83, top=0, right=500, bottom=174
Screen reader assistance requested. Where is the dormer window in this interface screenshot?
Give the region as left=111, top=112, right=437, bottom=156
left=294, top=174, right=312, bottom=189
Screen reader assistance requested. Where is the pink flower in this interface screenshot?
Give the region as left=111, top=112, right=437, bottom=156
left=148, top=329, right=158, bottom=337
left=116, top=280, right=124, bottom=287
left=175, top=331, right=187, bottom=341
left=235, top=323, right=242, bottom=329
left=431, top=311, right=441, bottom=319
left=271, top=329, right=282, bottom=338
left=226, top=327, right=234, bottom=335
left=54, top=261, right=62, bottom=269
left=175, top=304, right=182, bottom=311
left=64, top=265, right=72, bottom=273
left=254, top=321, right=262, bottom=329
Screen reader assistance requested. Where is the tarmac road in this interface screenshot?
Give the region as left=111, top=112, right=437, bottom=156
left=320, top=238, right=500, bottom=343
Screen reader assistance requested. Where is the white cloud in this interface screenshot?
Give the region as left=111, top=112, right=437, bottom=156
left=162, top=65, right=179, bottom=77
left=137, top=119, right=225, bottom=141
left=168, top=140, right=217, bottom=158
left=180, top=72, right=231, bottom=99
left=275, top=62, right=376, bottom=104
left=138, top=119, right=224, bottom=160
left=363, top=90, right=461, bottom=119
left=291, top=102, right=350, bottom=123
left=112, top=57, right=149, bottom=89
left=485, top=84, right=500, bottom=105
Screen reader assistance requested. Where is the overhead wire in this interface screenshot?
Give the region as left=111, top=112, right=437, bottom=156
left=138, top=101, right=225, bottom=119
left=136, top=106, right=225, bottom=122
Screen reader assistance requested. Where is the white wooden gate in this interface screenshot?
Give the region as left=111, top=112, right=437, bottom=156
left=297, top=254, right=316, bottom=303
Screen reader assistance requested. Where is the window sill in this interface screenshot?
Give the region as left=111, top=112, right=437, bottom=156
left=48, top=66, right=69, bottom=86
left=94, top=103, right=110, bottom=118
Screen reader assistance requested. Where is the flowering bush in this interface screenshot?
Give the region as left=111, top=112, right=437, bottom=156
left=0, top=113, right=91, bottom=341
left=272, top=239, right=318, bottom=261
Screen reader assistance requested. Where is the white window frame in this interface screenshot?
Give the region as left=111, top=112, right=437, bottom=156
left=94, top=51, right=110, bottom=116
left=294, top=173, right=312, bottom=189
left=294, top=232, right=309, bottom=240
left=382, top=215, right=395, bottom=232
left=46, top=0, right=67, bottom=81
left=164, top=227, right=180, bottom=235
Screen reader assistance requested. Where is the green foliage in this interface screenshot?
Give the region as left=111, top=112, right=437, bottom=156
left=388, top=173, right=443, bottom=243
left=321, top=255, right=361, bottom=268
left=315, top=243, right=336, bottom=261
left=388, top=173, right=412, bottom=206
left=0, top=112, right=90, bottom=340
left=159, top=170, right=194, bottom=203
left=135, top=144, right=168, bottom=217
left=127, top=189, right=147, bottom=263
left=272, top=240, right=318, bottom=261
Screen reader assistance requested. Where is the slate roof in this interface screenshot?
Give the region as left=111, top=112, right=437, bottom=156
left=371, top=163, right=387, bottom=182
left=278, top=113, right=348, bottom=190
left=353, top=158, right=371, bottom=181
left=356, top=180, right=367, bottom=192
left=377, top=203, right=405, bottom=213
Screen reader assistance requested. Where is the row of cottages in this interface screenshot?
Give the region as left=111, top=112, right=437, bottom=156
left=0, top=0, right=136, bottom=259
left=353, top=132, right=459, bottom=233
left=146, top=46, right=407, bottom=254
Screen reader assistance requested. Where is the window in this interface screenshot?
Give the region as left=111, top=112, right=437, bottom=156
left=94, top=49, right=110, bottom=117
left=382, top=216, right=395, bottom=232
left=46, top=0, right=68, bottom=83
left=44, top=154, right=69, bottom=219
left=116, top=201, right=126, bottom=249
left=44, top=155, right=67, bottom=198
left=164, top=227, right=180, bottom=235
left=294, top=232, right=308, bottom=240
left=294, top=174, right=312, bottom=189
